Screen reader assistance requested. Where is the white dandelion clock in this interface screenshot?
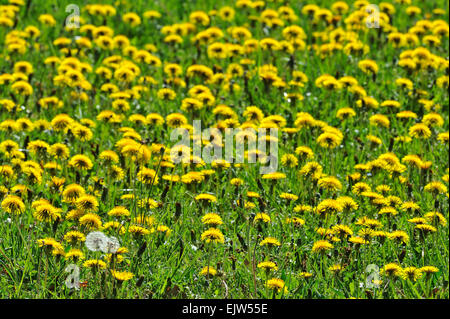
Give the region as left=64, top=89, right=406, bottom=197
left=105, top=236, right=120, bottom=254
left=85, top=231, right=109, bottom=252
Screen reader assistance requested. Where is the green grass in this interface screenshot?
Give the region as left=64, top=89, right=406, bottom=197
left=0, top=0, right=448, bottom=299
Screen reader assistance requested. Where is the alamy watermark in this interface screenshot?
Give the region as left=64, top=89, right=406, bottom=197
left=169, top=120, right=278, bottom=174
left=64, top=3, right=380, bottom=29
left=365, top=4, right=381, bottom=29
left=65, top=4, right=80, bottom=29
left=365, top=264, right=381, bottom=288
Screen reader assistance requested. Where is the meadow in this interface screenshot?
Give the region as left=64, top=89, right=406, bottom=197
left=0, top=0, right=448, bottom=299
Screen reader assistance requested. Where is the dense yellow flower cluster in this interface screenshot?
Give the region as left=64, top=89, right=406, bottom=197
left=0, top=0, right=448, bottom=299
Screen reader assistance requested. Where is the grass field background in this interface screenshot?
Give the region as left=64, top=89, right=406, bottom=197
left=0, top=0, right=448, bottom=298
